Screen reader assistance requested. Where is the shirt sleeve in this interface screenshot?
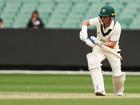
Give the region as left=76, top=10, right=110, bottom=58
left=110, top=22, right=121, bottom=41
left=89, top=17, right=99, bottom=26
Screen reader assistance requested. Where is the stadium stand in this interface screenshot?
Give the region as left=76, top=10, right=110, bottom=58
left=0, top=0, right=140, bottom=29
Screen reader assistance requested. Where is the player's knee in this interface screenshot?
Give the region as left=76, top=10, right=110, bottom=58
left=86, top=53, right=101, bottom=70
left=111, top=65, right=123, bottom=76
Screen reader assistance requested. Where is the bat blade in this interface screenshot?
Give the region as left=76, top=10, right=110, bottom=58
left=97, top=43, right=123, bottom=60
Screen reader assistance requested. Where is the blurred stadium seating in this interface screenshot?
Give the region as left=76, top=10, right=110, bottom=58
left=0, top=0, right=140, bottom=29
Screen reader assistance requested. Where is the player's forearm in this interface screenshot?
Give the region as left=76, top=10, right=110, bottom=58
left=102, top=41, right=117, bottom=49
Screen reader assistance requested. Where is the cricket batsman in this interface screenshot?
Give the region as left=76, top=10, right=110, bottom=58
left=79, top=5, right=125, bottom=96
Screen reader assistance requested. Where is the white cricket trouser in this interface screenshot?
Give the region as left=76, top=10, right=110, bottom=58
left=86, top=46, right=123, bottom=94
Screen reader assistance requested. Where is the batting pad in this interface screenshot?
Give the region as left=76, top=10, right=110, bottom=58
left=112, top=73, right=125, bottom=94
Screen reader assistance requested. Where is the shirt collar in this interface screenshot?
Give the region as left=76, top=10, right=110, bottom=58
left=98, top=17, right=115, bottom=30
left=109, top=19, right=115, bottom=29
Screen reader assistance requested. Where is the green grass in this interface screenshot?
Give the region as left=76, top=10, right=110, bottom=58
left=0, top=74, right=140, bottom=105
left=0, top=98, right=140, bottom=105
left=0, top=74, right=93, bottom=93
left=0, top=74, right=139, bottom=93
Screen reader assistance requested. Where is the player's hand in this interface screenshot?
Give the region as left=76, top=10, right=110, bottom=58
left=89, top=36, right=98, bottom=44
left=79, top=25, right=88, bottom=41
left=85, top=38, right=96, bottom=47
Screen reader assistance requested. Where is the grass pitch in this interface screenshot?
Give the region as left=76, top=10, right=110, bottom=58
left=0, top=73, right=140, bottom=105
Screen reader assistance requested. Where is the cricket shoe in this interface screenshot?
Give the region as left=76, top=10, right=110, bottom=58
left=117, top=92, right=124, bottom=96
left=95, top=92, right=105, bottom=96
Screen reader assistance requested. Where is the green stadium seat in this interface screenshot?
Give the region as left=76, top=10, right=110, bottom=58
left=85, top=8, right=99, bottom=19
left=2, top=2, right=21, bottom=15
left=68, top=13, right=83, bottom=19
left=12, top=20, right=28, bottom=28
left=61, top=23, right=78, bottom=29
left=3, top=18, right=13, bottom=28
left=46, top=14, right=65, bottom=28
left=50, top=13, right=66, bottom=20
left=21, top=0, right=38, bottom=3
left=13, top=14, right=31, bottom=28
left=0, top=0, right=5, bottom=11
left=88, top=0, right=103, bottom=3
left=129, top=17, right=140, bottom=29
left=53, top=2, right=72, bottom=14
left=40, top=13, right=50, bottom=24
left=70, top=3, right=88, bottom=15
left=39, top=0, right=54, bottom=3
left=22, top=3, right=38, bottom=10
left=119, top=17, right=132, bottom=29
left=129, top=24, right=140, bottom=30
left=54, top=0, right=71, bottom=3
left=46, top=22, right=61, bottom=29
left=0, top=11, right=16, bottom=22
left=135, top=0, right=140, bottom=4
left=38, top=3, right=55, bottom=14
left=63, top=17, right=80, bottom=29
left=0, top=0, right=139, bottom=29
left=71, top=0, right=85, bottom=3
left=104, top=0, right=119, bottom=4
left=6, top=0, right=21, bottom=3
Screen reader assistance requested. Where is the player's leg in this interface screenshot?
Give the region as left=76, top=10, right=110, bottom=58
left=112, top=73, right=125, bottom=96
left=86, top=51, right=106, bottom=96
left=107, top=55, right=125, bottom=96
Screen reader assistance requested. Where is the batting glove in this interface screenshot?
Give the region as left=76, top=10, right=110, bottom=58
left=85, top=38, right=96, bottom=47
left=89, top=36, right=98, bottom=44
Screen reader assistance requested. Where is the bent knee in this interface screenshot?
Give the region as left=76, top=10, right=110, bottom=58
left=87, top=53, right=101, bottom=69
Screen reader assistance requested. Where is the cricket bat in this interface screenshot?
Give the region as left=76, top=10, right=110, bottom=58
left=96, top=42, right=123, bottom=60
left=89, top=36, right=123, bottom=60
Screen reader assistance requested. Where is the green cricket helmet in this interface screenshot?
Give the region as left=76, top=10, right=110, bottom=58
left=99, top=5, right=115, bottom=18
